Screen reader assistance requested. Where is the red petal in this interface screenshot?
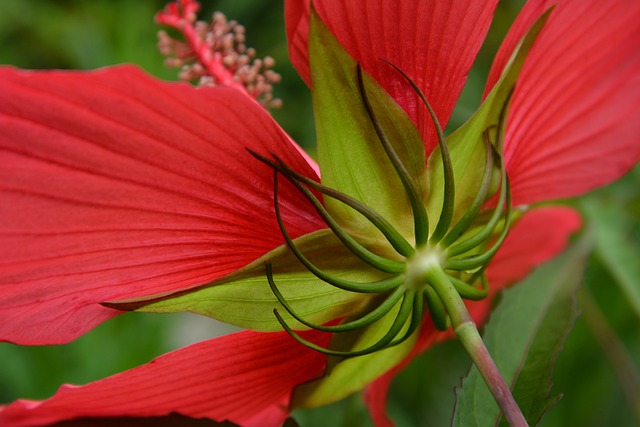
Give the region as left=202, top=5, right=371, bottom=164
left=0, top=66, right=324, bottom=345
left=0, top=330, right=329, bottom=427
left=286, top=0, right=499, bottom=154
left=484, top=206, right=582, bottom=290
left=363, top=375, right=395, bottom=427
left=490, top=0, right=640, bottom=205
left=483, top=0, right=556, bottom=97
left=363, top=206, right=581, bottom=424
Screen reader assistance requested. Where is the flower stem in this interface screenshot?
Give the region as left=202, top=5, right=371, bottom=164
left=456, top=323, right=528, bottom=427
left=425, top=265, right=528, bottom=427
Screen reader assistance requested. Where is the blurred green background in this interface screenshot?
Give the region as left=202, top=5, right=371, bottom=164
left=0, top=1, right=638, bottom=426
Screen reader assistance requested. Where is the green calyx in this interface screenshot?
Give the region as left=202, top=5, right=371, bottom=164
left=267, top=6, right=554, bottom=365
left=252, top=60, right=514, bottom=358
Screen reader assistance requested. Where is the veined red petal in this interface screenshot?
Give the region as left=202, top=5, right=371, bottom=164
left=364, top=206, right=581, bottom=425
left=490, top=0, right=640, bottom=205
left=0, top=329, right=329, bottom=427
left=286, top=0, right=499, bottom=154
left=0, top=65, right=324, bottom=345
left=483, top=0, right=556, bottom=98
left=484, top=206, right=582, bottom=290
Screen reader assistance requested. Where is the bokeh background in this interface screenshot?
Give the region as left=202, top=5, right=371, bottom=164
left=0, top=1, right=638, bottom=426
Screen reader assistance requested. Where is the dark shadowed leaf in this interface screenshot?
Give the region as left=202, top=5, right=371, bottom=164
left=581, top=200, right=640, bottom=319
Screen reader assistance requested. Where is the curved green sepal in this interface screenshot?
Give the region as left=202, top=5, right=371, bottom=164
left=446, top=178, right=512, bottom=271
left=356, top=64, right=431, bottom=247
left=424, top=286, right=450, bottom=331
left=273, top=291, right=415, bottom=358
left=103, top=230, right=383, bottom=332
left=441, top=137, right=493, bottom=248
left=273, top=169, right=405, bottom=274
left=425, top=8, right=553, bottom=229
left=309, top=8, right=427, bottom=245
left=448, top=274, right=489, bottom=301
left=269, top=277, right=405, bottom=333
left=269, top=152, right=415, bottom=258
left=291, top=297, right=419, bottom=408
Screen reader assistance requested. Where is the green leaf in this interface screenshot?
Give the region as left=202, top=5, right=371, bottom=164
left=453, top=228, right=593, bottom=427
left=308, top=8, right=427, bottom=244
left=581, top=200, right=640, bottom=319
left=426, top=8, right=553, bottom=228
left=105, top=230, right=386, bottom=332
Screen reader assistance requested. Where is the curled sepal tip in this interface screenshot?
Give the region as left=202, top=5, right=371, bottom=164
left=270, top=156, right=404, bottom=274
left=272, top=290, right=416, bottom=358
left=266, top=262, right=405, bottom=333
left=271, top=171, right=402, bottom=294
left=247, top=148, right=415, bottom=258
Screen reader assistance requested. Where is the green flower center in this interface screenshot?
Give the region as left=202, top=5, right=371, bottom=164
left=404, top=245, right=443, bottom=291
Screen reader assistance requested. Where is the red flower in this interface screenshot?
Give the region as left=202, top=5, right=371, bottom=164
left=0, top=0, right=637, bottom=426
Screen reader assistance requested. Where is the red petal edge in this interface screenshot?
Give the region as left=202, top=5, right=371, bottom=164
left=364, top=206, right=582, bottom=425
left=285, top=0, right=499, bottom=154
left=0, top=65, right=324, bottom=345
left=483, top=0, right=556, bottom=98
left=0, top=329, right=329, bottom=427
left=490, top=0, right=640, bottom=205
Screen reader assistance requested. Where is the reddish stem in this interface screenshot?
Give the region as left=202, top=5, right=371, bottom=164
left=426, top=265, right=528, bottom=426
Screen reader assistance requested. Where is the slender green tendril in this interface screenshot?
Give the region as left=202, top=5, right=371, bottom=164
left=424, top=286, right=450, bottom=330
left=378, top=59, right=455, bottom=245
left=356, top=64, right=430, bottom=247
left=247, top=148, right=415, bottom=258
left=266, top=262, right=405, bottom=333
left=441, top=137, right=494, bottom=248
left=448, top=273, right=489, bottom=301
left=272, top=290, right=416, bottom=357
left=271, top=172, right=402, bottom=294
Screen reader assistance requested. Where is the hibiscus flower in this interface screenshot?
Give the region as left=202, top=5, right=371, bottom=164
left=1, top=0, right=638, bottom=426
